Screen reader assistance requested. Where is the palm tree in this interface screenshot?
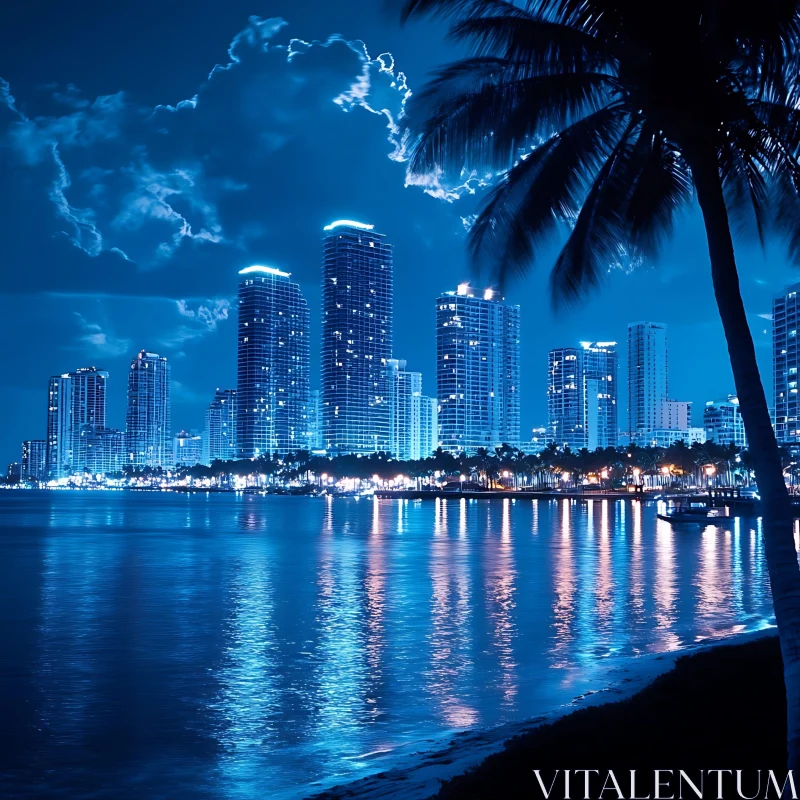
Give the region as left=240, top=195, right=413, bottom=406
left=400, top=0, right=800, bottom=766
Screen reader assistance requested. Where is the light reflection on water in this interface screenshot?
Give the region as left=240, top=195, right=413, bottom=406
left=0, top=491, right=777, bottom=799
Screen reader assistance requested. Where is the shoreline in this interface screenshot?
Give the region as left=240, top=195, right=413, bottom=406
left=304, top=624, right=778, bottom=800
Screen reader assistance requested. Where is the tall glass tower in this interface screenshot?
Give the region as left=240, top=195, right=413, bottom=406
left=436, top=284, right=520, bottom=454
left=125, top=350, right=171, bottom=468
left=236, top=265, right=310, bottom=458
left=548, top=342, right=618, bottom=450
left=46, top=374, right=72, bottom=479
left=627, top=322, right=668, bottom=444
left=205, top=388, right=237, bottom=464
left=320, top=220, right=393, bottom=454
left=547, top=347, right=584, bottom=449
left=70, top=366, right=109, bottom=472
left=774, top=284, right=800, bottom=445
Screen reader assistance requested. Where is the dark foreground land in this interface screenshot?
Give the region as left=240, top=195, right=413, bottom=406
left=436, top=635, right=786, bottom=799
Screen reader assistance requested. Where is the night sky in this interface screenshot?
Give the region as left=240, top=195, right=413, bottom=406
left=0, top=0, right=793, bottom=466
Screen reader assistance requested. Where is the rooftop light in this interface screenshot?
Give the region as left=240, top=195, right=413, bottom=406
left=483, top=288, right=494, bottom=301
left=457, top=283, right=470, bottom=296
left=323, top=220, right=374, bottom=231
left=239, top=265, right=291, bottom=277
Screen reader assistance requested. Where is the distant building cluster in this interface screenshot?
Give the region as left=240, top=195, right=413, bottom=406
left=546, top=322, right=748, bottom=452
left=23, top=225, right=800, bottom=485
left=20, top=219, right=524, bottom=483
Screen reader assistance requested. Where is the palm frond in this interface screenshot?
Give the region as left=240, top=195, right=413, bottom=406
left=549, top=125, right=640, bottom=305
left=407, top=64, right=619, bottom=174
left=466, top=105, right=630, bottom=279
left=450, top=15, right=617, bottom=71
left=625, top=130, right=693, bottom=258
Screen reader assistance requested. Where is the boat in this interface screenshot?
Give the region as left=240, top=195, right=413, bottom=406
left=657, top=504, right=721, bottom=524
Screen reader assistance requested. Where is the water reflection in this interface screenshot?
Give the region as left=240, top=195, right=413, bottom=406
left=483, top=500, right=518, bottom=708
left=653, top=519, right=679, bottom=650
left=0, top=492, right=780, bottom=800
left=428, top=499, right=476, bottom=727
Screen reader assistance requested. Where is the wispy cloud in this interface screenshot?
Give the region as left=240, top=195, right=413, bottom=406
left=175, top=298, right=231, bottom=330
left=73, top=312, right=131, bottom=356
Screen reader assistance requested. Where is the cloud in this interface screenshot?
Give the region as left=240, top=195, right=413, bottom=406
left=73, top=311, right=131, bottom=356
left=0, top=15, right=429, bottom=286
left=175, top=298, right=231, bottom=330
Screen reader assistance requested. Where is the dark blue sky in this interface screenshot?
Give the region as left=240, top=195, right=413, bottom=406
left=0, top=0, right=793, bottom=465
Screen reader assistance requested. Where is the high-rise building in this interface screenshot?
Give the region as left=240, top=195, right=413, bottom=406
left=774, top=284, right=800, bottom=445
left=387, top=359, right=420, bottom=460
left=547, top=347, right=584, bottom=449
left=236, top=265, right=310, bottom=458
left=70, top=367, right=109, bottom=472
left=581, top=342, right=618, bottom=448
left=307, top=389, right=323, bottom=451
left=704, top=395, right=748, bottom=448
left=205, top=389, right=237, bottom=464
left=417, top=394, right=439, bottom=459
left=628, top=322, right=669, bottom=444
left=125, top=350, right=171, bottom=469
left=320, top=220, right=393, bottom=454
left=46, top=374, right=72, bottom=479
left=81, top=428, right=125, bottom=475
left=437, top=283, right=520, bottom=454
left=547, top=343, right=618, bottom=450
left=21, top=439, right=47, bottom=482
left=386, top=359, right=438, bottom=460
left=173, top=430, right=204, bottom=468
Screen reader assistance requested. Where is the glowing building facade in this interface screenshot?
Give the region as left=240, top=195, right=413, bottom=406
left=627, top=322, right=669, bottom=444
left=386, top=359, right=438, bottom=460
left=547, top=347, right=584, bottom=450
left=21, top=439, right=47, bottom=482
left=775, top=284, right=800, bottom=445
left=236, top=265, right=310, bottom=458
left=320, top=221, right=393, bottom=454
left=704, top=395, right=748, bottom=448
left=173, top=430, right=204, bottom=468
left=70, top=367, right=109, bottom=472
left=125, top=350, right=171, bottom=469
left=436, top=284, right=520, bottom=454
left=46, top=374, right=72, bottom=479
left=205, top=389, right=237, bottom=464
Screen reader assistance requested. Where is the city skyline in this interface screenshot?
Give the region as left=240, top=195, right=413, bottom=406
left=13, top=256, right=791, bottom=473
left=0, top=2, right=787, bottom=469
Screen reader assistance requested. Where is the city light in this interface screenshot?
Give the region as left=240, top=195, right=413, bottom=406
left=238, top=265, right=291, bottom=277
left=323, top=219, right=374, bottom=231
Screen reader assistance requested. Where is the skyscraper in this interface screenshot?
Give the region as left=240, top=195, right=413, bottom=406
left=320, top=220, right=393, bottom=454
left=46, top=374, right=72, bottom=479
left=307, top=389, right=323, bottom=451
left=704, top=395, right=747, bottom=448
left=387, top=359, right=420, bottom=460
left=627, top=322, right=668, bottom=444
left=437, top=283, right=520, bottom=454
left=21, top=439, right=47, bottom=482
left=236, top=265, right=310, bottom=458
left=81, top=428, right=125, bottom=475
left=581, top=342, right=618, bottom=448
left=205, top=389, right=236, bottom=464
left=547, top=347, right=584, bottom=450
left=547, top=342, right=618, bottom=450
left=125, top=350, right=171, bottom=468
left=417, top=394, right=439, bottom=459
left=386, top=359, right=438, bottom=460
left=173, top=431, right=204, bottom=467
left=774, top=283, right=800, bottom=445
left=70, top=366, right=109, bottom=472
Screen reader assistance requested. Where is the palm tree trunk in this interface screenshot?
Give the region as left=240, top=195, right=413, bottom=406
left=692, top=155, right=800, bottom=769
